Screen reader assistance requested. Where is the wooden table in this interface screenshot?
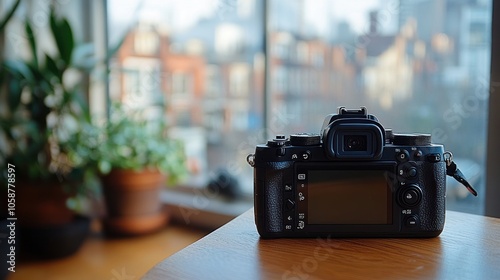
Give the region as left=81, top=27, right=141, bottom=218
left=11, top=224, right=207, bottom=280
left=143, top=209, right=500, bottom=280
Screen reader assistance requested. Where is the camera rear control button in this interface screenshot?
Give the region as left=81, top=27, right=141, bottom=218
left=298, top=192, right=305, bottom=201
left=407, top=167, right=417, bottom=178
left=414, top=150, right=423, bottom=159
left=400, top=166, right=417, bottom=179
left=404, top=190, right=418, bottom=205
left=396, top=150, right=410, bottom=162
left=284, top=184, right=292, bottom=192
left=297, top=221, right=305, bottom=230
left=401, top=187, right=422, bottom=207
left=302, top=151, right=310, bottom=160
left=285, top=224, right=293, bottom=231
left=405, top=216, right=418, bottom=227
left=285, top=199, right=295, bottom=210
left=398, top=163, right=418, bottom=180
left=298, top=174, right=306, bottom=180
left=427, top=153, right=441, bottom=162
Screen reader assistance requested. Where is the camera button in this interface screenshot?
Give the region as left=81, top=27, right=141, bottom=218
left=285, top=199, right=295, bottom=210
left=302, top=151, right=310, bottom=160
left=297, top=221, right=305, bottom=230
left=427, top=153, right=441, bottom=162
left=405, top=216, right=419, bottom=227
left=396, top=150, right=410, bottom=162
left=401, top=166, right=418, bottom=179
left=407, top=167, right=417, bottom=178
left=401, top=187, right=421, bottom=207
left=414, top=150, right=423, bottom=159
left=284, top=184, right=292, bottom=192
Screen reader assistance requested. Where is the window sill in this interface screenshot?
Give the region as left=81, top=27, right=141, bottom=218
left=161, top=187, right=253, bottom=230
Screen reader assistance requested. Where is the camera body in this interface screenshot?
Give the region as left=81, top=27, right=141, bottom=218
left=250, top=107, right=446, bottom=238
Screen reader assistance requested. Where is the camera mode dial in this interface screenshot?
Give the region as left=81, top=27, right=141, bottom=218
left=393, top=133, right=431, bottom=146
left=290, top=133, right=321, bottom=146
left=267, top=135, right=289, bottom=147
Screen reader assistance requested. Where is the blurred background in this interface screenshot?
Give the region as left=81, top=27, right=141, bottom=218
left=105, top=0, right=491, bottom=214
left=0, top=0, right=494, bottom=279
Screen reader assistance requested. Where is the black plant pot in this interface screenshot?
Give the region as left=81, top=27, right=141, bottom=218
left=19, top=216, right=91, bottom=260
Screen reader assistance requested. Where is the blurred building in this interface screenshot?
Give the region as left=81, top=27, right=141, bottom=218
left=112, top=21, right=206, bottom=125
left=269, top=31, right=357, bottom=131
left=358, top=11, right=417, bottom=109
left=111, top=14, right=265, bottom=143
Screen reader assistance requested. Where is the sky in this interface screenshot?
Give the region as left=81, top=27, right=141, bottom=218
left=108, top=0, right=398, bottom=42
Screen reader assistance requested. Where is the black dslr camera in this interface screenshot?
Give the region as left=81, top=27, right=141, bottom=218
left=247, top=107, right=448, bottom=238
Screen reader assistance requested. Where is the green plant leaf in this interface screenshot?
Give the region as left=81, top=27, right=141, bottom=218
left=3, top=60, right=35, bottom=84
left=0, top=0, right=20, bottom=32
left=98, top=160, right=111, bottom=174
left=49, top=9, right=74, bottom=66
left=7, top=75, right=22, bottom=110
left=44, top=54, right=61, bottom=82
left=25, top=20, right=38, bottom=68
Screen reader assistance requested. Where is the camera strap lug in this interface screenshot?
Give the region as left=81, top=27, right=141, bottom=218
left=247, top=154, right=255, bottom=167
left=444, top=151, right=478, bottom=196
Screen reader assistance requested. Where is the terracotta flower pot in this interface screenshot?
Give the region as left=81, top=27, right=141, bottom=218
left=101, top=169, right=169, bottom=236
left=17, top=181, right=74, bottom=227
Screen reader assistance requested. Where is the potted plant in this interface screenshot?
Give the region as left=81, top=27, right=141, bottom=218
left=85, top=104, right=187, bottom=236
left=0, top=6, right=101, bottom=258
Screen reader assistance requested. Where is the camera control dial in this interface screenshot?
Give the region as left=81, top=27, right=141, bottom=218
left=290, top=133, right=321, bottom=146
left=393, top=133, right=431, bottom=146
left=400, top=185, right=422, bottom=207
left=267, top=135, right=289, bottom=147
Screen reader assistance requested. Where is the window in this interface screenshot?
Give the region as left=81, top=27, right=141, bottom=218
left=268, top=0, right=492, bottom=215
left=171, top=72, right=192, bottom=97
left=121, top=58, right=162, bottom=110
left=108, top=0, right=264, bottom=197
left=107, top=0, right=494, bottom=216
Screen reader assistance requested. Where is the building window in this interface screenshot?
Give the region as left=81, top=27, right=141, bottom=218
left=120, top=58, right=162, bottom=110
left=171, top=72, right=192, bottom=97
left=229, top=63, right=250, bottom=96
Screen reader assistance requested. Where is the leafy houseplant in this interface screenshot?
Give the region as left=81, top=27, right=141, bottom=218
left=96, top=105, right=186, bottom=181
left=82, top=104, right=187, bottom=236
left=0, top=6, right=99, bottom=258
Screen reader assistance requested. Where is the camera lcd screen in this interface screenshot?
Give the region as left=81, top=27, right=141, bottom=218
left=307, top=170, right=392, bottom=225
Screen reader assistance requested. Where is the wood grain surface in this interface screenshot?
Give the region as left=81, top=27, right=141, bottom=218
left=143, top=210, right=500, bottom=280
left=11, top=224, right=207, bottom=280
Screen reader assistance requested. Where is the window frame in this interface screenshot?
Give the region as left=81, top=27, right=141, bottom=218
left=485, top=0, right=500, bottom=218
left=98, top=0, right=500, bottom=217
